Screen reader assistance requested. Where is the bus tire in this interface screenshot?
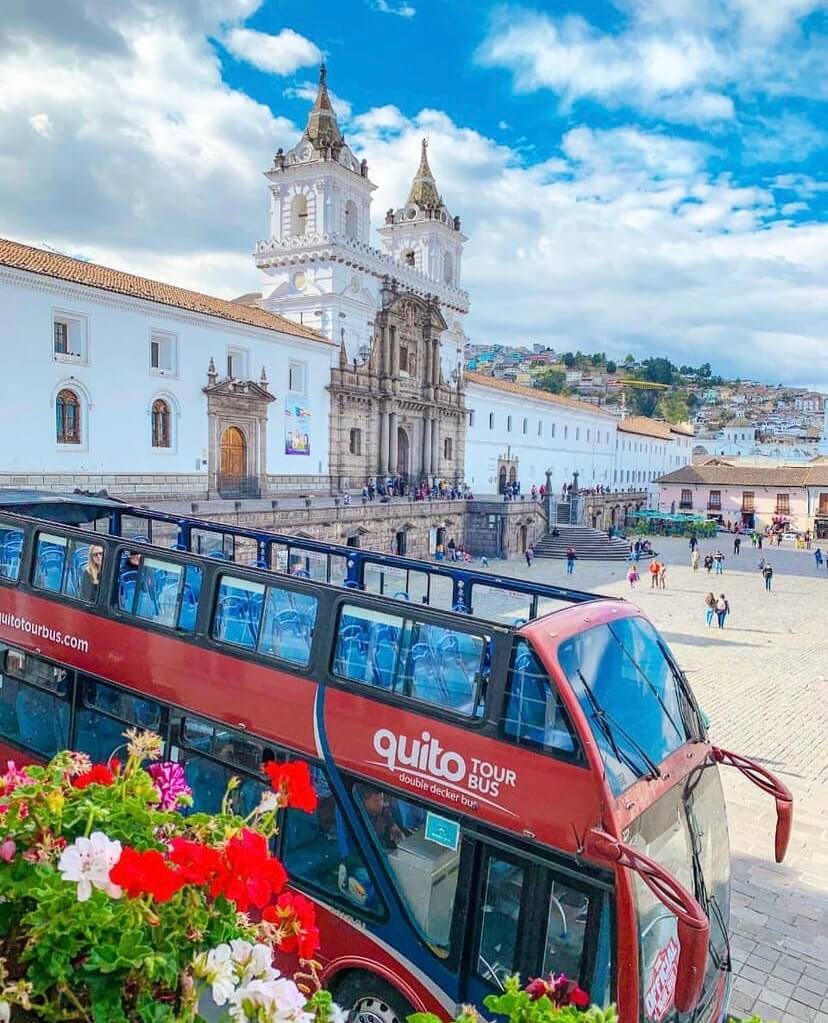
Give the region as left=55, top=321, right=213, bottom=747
left=333, top=971, right=415, bottom=1023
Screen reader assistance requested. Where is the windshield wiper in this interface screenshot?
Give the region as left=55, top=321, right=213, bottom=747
left=610, top=628, right=685, bottom=743
left=576, top=669, right=662, bottom=780
left=657, top=641, right=706, bottom=740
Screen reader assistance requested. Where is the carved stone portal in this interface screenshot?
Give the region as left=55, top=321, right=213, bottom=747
left=204, top=376, right=275, bottom=498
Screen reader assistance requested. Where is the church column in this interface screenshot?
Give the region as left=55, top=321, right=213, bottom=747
left=422, top=417, right=431, bottom=476
left=390, top=326, right=399, bottom=378
left=389, top=411, right=398, bottom=475
left=378, top=411, right=388, bottom=474
left=424, top=337, right=432, bottom=386
left=431, top=339, right=440, bottom=386
left=381, top=326, right=390, bottom=378
left=431, top=416, right=440, bottom=475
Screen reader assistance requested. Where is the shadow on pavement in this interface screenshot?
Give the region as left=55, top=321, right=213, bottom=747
left=660, top=632, right=754, bottom=648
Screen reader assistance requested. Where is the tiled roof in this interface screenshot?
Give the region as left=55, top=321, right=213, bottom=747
left=669, top=423, right=695, bottom=436
left=657, top=463, right=828, bottom=487
left=0, top=238, right=330, bottom=344
left=465, top=371, right=618, bottom=419
left=617, top=416, right=675, bottom=440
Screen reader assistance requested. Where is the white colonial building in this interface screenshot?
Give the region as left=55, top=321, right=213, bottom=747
left=0, top=238, right=334, bottom=499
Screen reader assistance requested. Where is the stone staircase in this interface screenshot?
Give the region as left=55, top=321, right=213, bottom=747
left=533, top=524, right=645, bottom=561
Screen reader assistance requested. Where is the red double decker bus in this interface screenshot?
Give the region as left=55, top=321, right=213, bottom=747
left=0, top=492, right=791, bottom=1023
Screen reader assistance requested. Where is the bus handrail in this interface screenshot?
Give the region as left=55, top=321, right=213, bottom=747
left=712, top=747, right=793, bottom=863
left=585, top=827, right=709, bottom=1015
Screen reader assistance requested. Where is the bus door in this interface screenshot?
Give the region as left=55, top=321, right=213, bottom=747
left=460, top=840, right=613, bottom=1011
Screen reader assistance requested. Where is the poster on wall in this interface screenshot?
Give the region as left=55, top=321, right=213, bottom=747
left=285, top=403, right=311, bottom=456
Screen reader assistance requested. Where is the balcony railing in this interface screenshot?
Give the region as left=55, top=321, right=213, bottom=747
left=679, top=501, right=693, bottom=510
left=741, top=503, right=755, bottom=513
left=707, top=503, right=722, bottom=511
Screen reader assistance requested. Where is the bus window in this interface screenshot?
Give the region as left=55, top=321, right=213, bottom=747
left=477, top=855, right=525, bottom=986
left=333, top=605, right=404, bottom=689
left=258, top=586, right=317, bottom=666
left=503, top=641, right=577, bottom=755
left=470, top=583, right=532, bottom=625
left=34, top=534, right=68, bottom=593
left=177, top=564, right=203, bottom=632
left=213, top=576, right=265, bottom=650
left=541, top=877, right=592, bottom=982
left=178, top=716, right=268, bottom=816
left=0, top=651, right=70, bottom=759
left=282, top=768, right=384, bottom=917
left=35, top=534, right=105, bottom=604
left=355, top=785, right=459, bottom=954
left=401, top=623, right=486, bottom=716
left=75, top=676, right=163, bottom=764
left=0, top=526, right=24, bottom=582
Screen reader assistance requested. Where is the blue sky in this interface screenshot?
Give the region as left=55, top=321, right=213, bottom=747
left=1, top=0, right=827, bottom=386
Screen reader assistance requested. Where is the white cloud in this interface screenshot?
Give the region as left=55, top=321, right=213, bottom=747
left=28, top=113, right=53, bottom=137
left=478, top=1, right=826, bottom=124
left=223, top=26, right=321, bottom=74
left=370, top=1, right=416, bottom=17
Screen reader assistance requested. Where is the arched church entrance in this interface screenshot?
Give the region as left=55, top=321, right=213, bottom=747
left=397, top=427, right=409, bottom=480
left=518, top=524, right=528, bottom=552
left=220, top=426, right=247, bottom=479
left=498, top=466, right=507, bottom=494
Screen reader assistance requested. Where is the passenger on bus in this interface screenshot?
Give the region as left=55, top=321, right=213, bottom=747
left=358, top=785, right=405, bottom=850
left=79, top=546, right=104, bottom=603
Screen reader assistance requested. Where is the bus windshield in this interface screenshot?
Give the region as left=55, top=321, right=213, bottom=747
left=625, top=762, right=731, bottom=1023
left=557, top=616, right=698, bottom=794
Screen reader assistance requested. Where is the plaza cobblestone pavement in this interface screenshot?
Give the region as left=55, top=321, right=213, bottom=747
left=476, top=535, right=828, bottom=1022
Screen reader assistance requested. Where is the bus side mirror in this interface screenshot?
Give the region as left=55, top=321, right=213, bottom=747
left=585, top=828, right=709, bottom=1015
left=712, top=747, right=793, bottom=863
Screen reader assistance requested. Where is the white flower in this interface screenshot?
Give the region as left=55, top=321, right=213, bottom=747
left=230, top=978, right=312, bottom=1023
left=193, top=944, right=237, bottom=1007
left=230, top=939, right=279, bottom=984
left=57, top=831, right=123, bottom=902
left=0, top=999, right=10, bottom=1022
left=256, top=791, right=280, bottom=814
left=330, top=1003, right=349, bottom=1023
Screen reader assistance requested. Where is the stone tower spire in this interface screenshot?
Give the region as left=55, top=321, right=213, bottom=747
left=303, top=64, right=343, bottom=154
left=407, top=138, right=442, bottom=210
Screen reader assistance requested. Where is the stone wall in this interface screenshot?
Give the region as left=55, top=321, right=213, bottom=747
left=0, top=473, right=339, bottom=501
left=464, top=499, right=547, bottom=557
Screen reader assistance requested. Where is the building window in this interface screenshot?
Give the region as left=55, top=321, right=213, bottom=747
left=742, top=491, right=755, bottom=512
left=288, top=360, right=306, bottom=394
left=56, top=389, right=81, bottom=444
left=344, top=199, right=357, bottom=240
left=403, top=250, right=415, bottom=267
left=522, top=418, right=528, bottom=434
left=576, top=428, right=580, bottom=441
left=443, top=252, right=454, bottom=285
left=151, top=399, right=171, bottom=449
left=226, top=348, right=248, bottom=380
left=349, top=428, right=362, bottom=455
left=564, top=426, right=568, bottom=440
left=398, top=343, right=409, bottom=376
left=587, top=429, right=591, bottom=442
left=489, top=413, right=495, bottom=430
left=818, top=492, right=828, bottom=515
left=507, top=416, right=512, bottom=432
left=150, top=332, right=176, bottom=376
left=52, top=311, right=87, bottom=362
left=708, top=490, right=721, bottom=511
left=537, top=421, right=542, bottom=436
left=776, top=494, right=790, bottom=515
left=291, top=193, right=308, bottom=237
left=680, top=489, right=692, bottom=509
left=550, top=423, right=556, bottom=437
left=468, top=410, right=475, bottom=427
left=444, top=437, right=453, bottom=460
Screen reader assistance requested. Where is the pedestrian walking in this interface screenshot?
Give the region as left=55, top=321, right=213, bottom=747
left=627, top=564, right=639, bottom=589
left=525, top=545, right=534, bottom=568
left=704, top=553, right=714, bottom=573
left=714, top=550, right=725, bottom=575
left=750, top=532, right=757, bottom=548
left=481, top=555, right=489, bottom=568
left=757, top=533, right=763, bottom=550
left=762, top=562, right=773, bottom=592
left=704, top=592, right=716, bottom=627
left=733, top=536, right=741, bottom=555
left=691, top=548, right=700, bottom=571
left=649, top=559, right=661, bottom=589
left=689, top=533, right=698, bottom=551
left=815, top=547, right=824, bottom=568
left=715, top=594, right=730, bottom=629
left=566, top=547, right=576, bottom=575
left=658, top=562, right=667, bottom=589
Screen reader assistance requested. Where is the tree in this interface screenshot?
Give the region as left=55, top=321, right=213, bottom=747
left=627, top=387, right=659, bottom=417
left=535, top=369, right=568, bottom=394
left=606, top=360, right=617, bottom=374
left=624, top=354, right=635, bottom=365
left=698, top=362, right=712, bottom=379
left=640, top=357, right=676, bottom=385
left=562, top=352, right=576, bottom=368
left=591, top=352, right=603, bottom=367
left=656, top=391, right=692, bottom=423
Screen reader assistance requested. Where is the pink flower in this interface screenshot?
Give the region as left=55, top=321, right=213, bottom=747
left=148, top=762, right=191, bottom=811
left=0, top=762, right=28, bottom=796
left=0, top=839, right=15, bottom=862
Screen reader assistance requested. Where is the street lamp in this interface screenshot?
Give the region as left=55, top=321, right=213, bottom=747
left=358, top=344, right=371, bottom=364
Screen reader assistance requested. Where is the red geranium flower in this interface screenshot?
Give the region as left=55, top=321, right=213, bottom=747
left=263, top=891, right=320, bottom=960
left=263, top=760, right=317, bottom=813
left=525, top=974, right=589, bottom=1008
left=71, top=763, right=116, bottom=790
left=168, top=837, right=223, bottom=886
left=209, top=829, right=288, bottom=913
left=110, top=847, right=186, bottom=903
